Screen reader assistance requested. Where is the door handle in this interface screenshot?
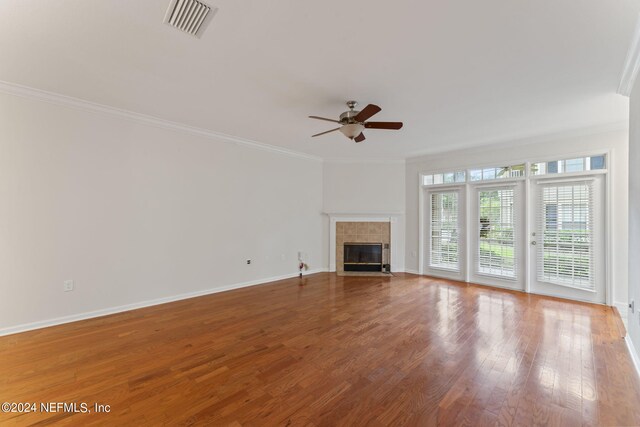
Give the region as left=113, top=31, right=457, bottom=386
left=531, top=241, right=537, bottom=245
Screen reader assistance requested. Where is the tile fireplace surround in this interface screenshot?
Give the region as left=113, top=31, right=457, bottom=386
left=336, top=222, right=390, bottom=273
left=327, top=213, right=404, bottom=273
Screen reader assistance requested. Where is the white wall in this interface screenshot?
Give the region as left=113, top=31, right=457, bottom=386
left=628, top=83, right=640, bottom=356
left=0, top=92, right=324, bottom=333
left=322, top=161, right=406, bottom=270
left=323, top=161, right=406, bottom=214
left=405, top=129, right=629, bottom=306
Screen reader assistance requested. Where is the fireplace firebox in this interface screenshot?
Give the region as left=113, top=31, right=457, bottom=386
left=343, top=243, right=383, bottom=272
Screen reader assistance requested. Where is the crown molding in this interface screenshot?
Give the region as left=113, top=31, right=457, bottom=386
left=405, top=121, right=628, bottom=163
left=323, top=157, right=406, bottom=164
left=618, top=14, right=640, bottom=96
left=0, top=80, right=322, bottom=162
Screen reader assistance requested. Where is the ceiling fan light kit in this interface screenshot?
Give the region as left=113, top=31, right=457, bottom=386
left=339, top=123, right=365, bottom=139
left=309, top=101, right=403, bottom=143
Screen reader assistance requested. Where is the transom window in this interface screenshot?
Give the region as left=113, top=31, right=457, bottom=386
left=469, top=164, right=525, bottom=182
left=423, top=171, right=466, bottom=186
left=421, top=155, right=607, bottom=187
left=532, top=155, right=605, bottom=176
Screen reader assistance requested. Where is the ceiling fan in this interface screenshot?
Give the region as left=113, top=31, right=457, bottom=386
left=309, top=101, right=403, bottom=143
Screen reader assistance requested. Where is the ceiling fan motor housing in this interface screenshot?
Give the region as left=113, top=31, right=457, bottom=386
left=339, top=110, right=361, bottom=125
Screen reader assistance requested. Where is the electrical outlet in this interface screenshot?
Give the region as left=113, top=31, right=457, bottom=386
left=280, top=254, right=286, bottom=261
left=63, top=280, right=74, bottom=292
left=246, top=259, right=251, bottom=265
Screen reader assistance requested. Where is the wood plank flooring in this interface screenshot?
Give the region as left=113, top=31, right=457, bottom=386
left=1, top=273, right=640, bottom=426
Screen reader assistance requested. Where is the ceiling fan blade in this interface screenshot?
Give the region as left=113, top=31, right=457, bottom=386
left=354, top=133, right=366, bottom=143
left=311, top=127, right=341, bottom=137
left=309, top=115, right=340, bottom=124
left=354, top=104, right=381, bottom=122
left=364, top=121, right=403, bottom=130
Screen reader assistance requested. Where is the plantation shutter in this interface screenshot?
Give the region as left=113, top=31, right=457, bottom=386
left=537, top=181, right=595, bottom=290
left=430, top=192, right=459, bottom=270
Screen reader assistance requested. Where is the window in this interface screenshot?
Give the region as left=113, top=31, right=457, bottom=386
left=538, top=183, right=594, bottom=289
left=477, top=189, right=516, bottom=278
left=532, top=155, right=605, bottom=176
left=469, top=164, right=525, bottom=182
left=423, top=171, right=466, bottom=186
left=430, top=192, right=459, bottom=270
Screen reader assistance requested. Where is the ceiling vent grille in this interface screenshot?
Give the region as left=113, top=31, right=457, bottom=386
left=164, top=0, right=217, bottom=38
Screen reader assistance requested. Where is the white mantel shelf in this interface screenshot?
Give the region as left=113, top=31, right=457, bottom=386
left=323, top=212, right=405, bottom=216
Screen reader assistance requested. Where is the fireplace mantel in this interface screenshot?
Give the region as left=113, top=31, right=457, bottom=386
left=325, top=213, right=404, bottom=273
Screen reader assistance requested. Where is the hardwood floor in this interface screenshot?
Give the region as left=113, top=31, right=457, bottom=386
left=1, top=273, right=639, bottom=426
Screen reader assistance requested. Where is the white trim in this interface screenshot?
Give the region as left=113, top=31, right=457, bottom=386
left=529, top=170, right=607, bottom=182
left=618, top=13, right=640, bottom=96
left=0, top=269, right=327, bottom=337
left=0, top=80, right=322, bottom=162
left=323, top=158, right=406, bottom=164
left=524, top=171, right=532, bottom=293
left=467, top=179, right=523, bottom=188
left=615, top=301, right=629, bottom=327
left=404, top=269, right=420, bottom=275
left=625, top=336, right=640, bottom=379
left=418, top=183, right=425, bottom=274
left=606, top=149, right=614, bottom=306
left=406, top=122, right=627, bottom=161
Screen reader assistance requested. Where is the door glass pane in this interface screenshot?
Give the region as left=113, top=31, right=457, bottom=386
left=539, top=183, right=594, bottom=289
left=430, top=192, right=459, bottom=270
left=478, top=189, right=516, bottom=278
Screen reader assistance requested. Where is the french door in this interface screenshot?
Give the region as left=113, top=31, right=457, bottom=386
left=529, top=176, right=606, bottom=303
left=424, top=187, right=466, bottom=281
left=469, top=183, right=525, bottom=290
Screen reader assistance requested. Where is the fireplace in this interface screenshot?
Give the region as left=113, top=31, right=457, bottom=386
left=344, top=243, right=383, bottom=272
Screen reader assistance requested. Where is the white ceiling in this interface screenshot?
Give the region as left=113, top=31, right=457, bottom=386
left=0, top=0, right=637, bottom=159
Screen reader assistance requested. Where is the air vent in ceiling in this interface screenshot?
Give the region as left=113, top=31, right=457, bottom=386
left=164, top=0, right=217, bottom=38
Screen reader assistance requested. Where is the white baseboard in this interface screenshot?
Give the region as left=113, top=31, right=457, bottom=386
left=614, top=301, right=629, bottom=328
left=0, top=269, right=327, bottom=337
left=625, top=335, right=640, bottom=379
left=404, top=269, right=420, bottom=275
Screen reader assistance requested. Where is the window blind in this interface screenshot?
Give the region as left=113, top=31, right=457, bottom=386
left=477, top=188, right=517, bottom=279
left=430, top=192, right=459, bottom=270
left=537, top=182, right=594, bottom=290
